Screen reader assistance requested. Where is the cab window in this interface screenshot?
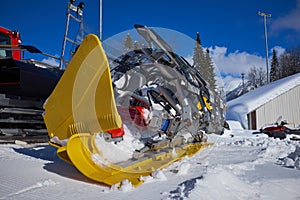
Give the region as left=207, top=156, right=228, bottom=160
left=0, top=32, right=12, bottom=58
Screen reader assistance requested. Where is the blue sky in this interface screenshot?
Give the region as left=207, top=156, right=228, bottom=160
left=1, top=0, right=300, bottom=85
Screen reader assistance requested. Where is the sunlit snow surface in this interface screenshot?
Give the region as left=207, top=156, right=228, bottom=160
left=92, top=123, right=145, bottom=164
left=1, top=121, right=300, bottom=200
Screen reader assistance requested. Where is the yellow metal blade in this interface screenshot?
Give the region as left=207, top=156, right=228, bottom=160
left=66, top=133, right=209, bottom=187
left=43, top=34, right=122, bottom=140
left=57, top=146, right=72, bottom=165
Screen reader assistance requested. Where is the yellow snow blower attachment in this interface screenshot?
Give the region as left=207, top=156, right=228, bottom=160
left=66, top=133, right=209, bottom=187
left=44, top=34, right=122, bottom=140
left=43, top=33, right=212, bottom=188
left=43, top=34, right=122, bottom=163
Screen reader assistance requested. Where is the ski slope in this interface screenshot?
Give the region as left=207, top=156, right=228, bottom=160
left=0, top=121, right=299, bottom=200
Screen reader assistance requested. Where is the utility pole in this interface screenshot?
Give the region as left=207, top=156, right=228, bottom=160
left=99, top=0, right=103, bottom=40
left=257, top=11, right=271, bottom=84
left=241, top=72, right=245, bottom=94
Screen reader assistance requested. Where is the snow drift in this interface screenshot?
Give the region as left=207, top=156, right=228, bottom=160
left=1, top=121, right=300, bottom=200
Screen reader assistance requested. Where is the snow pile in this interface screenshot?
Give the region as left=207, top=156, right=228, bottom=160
left=152, top=170, right=167, bottom=181
left=49, top=136, right=68, bottom=146
left=110, top=179, right=134, bottom=192
left=109, top=170, right=168, bottom=192
left=279, top=145, right=300, bottom=169
left=226, top=72, right=300, bottom=128
left=188, top=168, right=258, bottom=200
left=139, top=170, right=168, bottom=184
left=92, top=123, right=145, bottom=164
left=226, top=120, right=244, bottom=130
left=220, top=127, right=298, bottom=164
left=258, top=139, right=295, bottom=161
left=1, top=121, right=300, bottom=199
left=176, top=162, right=191, bottom=175
left=180, top=130, right=300, bottom=199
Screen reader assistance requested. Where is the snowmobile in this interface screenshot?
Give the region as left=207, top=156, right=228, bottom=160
left=43, top=25, right=213, bottom=187
left=260, top=116, right=300, bottom=140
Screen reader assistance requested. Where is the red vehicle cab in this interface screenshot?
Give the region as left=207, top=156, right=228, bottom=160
left=0, top=26, right=63, bottom=98
left=0, top=26, right=21, bottom=60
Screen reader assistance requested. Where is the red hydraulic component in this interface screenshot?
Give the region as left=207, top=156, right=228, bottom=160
left=107, top=125, right=125, bottom=138
left=106, top=105, right=149, bottom=139
left=129, top=106, right=148, bottom=128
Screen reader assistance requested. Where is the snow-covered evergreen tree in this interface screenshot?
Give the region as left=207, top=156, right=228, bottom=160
left=192, top=32, right=225, bottom=134
left=270, top=49, right=279, bottom=82
left=124, top=33, right=133, bottom=51
left=193, top=33, right=216, bottom=91
left=193, top=32, right=206, bottom=76
left=204, top=48, right=217, bottom=90
left=133, top=40, right=139, bottom=50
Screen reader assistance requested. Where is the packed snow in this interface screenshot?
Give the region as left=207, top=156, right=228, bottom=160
left=92, top=124, right=145, bottom=164
left=0, top=121, right=299, bottom=200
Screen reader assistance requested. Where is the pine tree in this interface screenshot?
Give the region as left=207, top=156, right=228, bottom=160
left=270, top=49, right=279, bottom=82
left=133, top=40, right=139, bottom=50
left=124, top=33, right=133, bottom=51
left=192, top=32, right=224, bottom=134
left=204, top=48, right=223, bottom=134
left=193, top=32, right=206, bottom=77
left=205, top=48, right=217, bottom=90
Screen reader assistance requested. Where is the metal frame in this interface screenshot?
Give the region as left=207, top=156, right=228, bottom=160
left=59, top=1, right=84, bottom=69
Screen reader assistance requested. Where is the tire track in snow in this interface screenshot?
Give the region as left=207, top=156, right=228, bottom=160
left=0, top=179, right=58, bottom=200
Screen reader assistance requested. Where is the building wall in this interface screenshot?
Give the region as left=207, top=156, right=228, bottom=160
left=247, top=111, right=257, bottom=130
left=254, top=85, right=300, bottom=129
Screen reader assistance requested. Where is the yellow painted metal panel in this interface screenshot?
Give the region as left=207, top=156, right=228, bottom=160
left=43, top=34, right=122, bottom=140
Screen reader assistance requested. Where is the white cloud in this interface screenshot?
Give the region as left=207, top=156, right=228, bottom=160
left=185, top=46, right=265, bottom=76
left=184, top=45, right=286, bottom=92
left=271, top=46, right=285, bottom=56
left=209, top=46, right=265, bottom=76
left=41, top=57, right=60, bottom=67
left=270, top=0, right=300, bottom=35
left=184, top=55, right=193, bottom=66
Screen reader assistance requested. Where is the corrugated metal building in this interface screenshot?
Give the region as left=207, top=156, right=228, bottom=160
left=248, top=83, right=300, bottom=129
left=227, top=73, right=300, bottom=130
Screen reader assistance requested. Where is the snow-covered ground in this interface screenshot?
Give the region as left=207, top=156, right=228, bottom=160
left=0, top=121, right=299, bottom=200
